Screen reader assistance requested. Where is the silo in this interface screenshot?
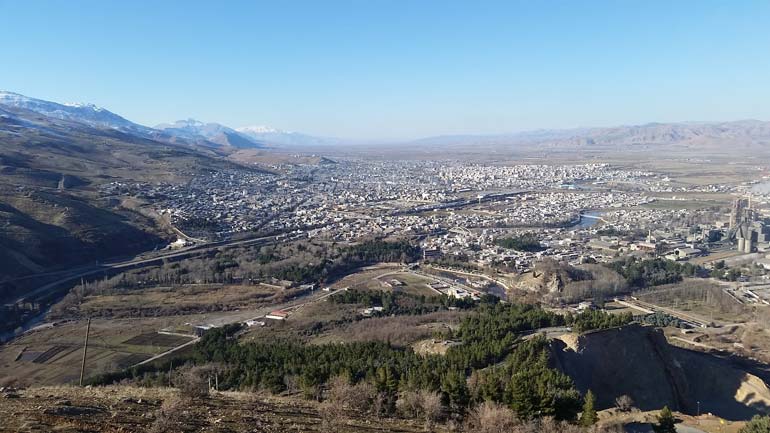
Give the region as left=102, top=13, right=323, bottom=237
left=738, top=238, right=746, bottom=252
left=746, top=239, right=755, bottom=253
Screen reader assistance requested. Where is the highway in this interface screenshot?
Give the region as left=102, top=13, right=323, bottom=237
left=10, top=232, right=304, bottom=306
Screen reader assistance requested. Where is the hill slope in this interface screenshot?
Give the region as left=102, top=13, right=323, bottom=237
left=551, top=324, right=770, bottom=421
left=155, top=119, right=266, bottom=149
left=0, top=105, right=254, bottom=287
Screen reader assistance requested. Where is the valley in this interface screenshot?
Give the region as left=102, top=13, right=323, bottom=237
left=3, top=93, right=770, bottom=433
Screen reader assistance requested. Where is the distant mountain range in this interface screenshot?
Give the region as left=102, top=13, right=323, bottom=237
left=235, top=125, right=343, bottom=147
left=0, top=91, right=154, bottom=136
left=154, top=119, right=264, bottom=148
left=3, top=90, right=770, bottom=154
left=410, top=120, right=770, bottom=151
left=0, top=91, right=338, bottom=149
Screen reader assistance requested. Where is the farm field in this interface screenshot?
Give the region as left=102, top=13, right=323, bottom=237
left=0, top=317, right=196, bottom=387
left=71, top=283, right=292, bottom=318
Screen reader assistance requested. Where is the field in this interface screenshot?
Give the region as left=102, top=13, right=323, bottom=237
left=74, top=283, right=288, bottom=318
left=122, top=332, right=192, bottom=347
left=0, top=317, right=197, bottom=387
left=328, top=264, right=440, bottom=297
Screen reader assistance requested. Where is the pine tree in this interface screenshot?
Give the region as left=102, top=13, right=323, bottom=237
left=509, top=372, right=536, bottom=419
left=740, top=415, right=770, bottom=433
left=441, top=369, right=469, bottom=412
left=653, top=406, right=677, bottom=433
left=580, top=390, right=598, bottom=426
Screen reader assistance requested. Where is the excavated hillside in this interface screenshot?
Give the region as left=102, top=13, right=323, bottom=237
left=551, top=324, right=770, bottom=421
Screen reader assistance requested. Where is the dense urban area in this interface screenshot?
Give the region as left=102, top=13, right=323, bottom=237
left=6, top=142, right=770, bottom=432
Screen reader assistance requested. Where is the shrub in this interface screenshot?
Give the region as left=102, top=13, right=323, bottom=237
left=463, top=401, right=519, bottom=433
left=740, top=415, right=770, bottom=433
left=326, top=375, right=377, bottom=413
left=175, top=367, right=209, bottom=399
left=614, top=395, right=634, bottom=412
left=149, top=397, right=186, bottom=433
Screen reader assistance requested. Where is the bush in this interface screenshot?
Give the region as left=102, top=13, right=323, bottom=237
left=396, top=390, right=422, bottom=418
left=614, top=394, right=634, bottom=412
left=319, top=400, right=345, bottom=430
left=463, top=401, right=520, bottom=433
left=175, top=367, right=209, bottom=399
left=149, top=397, right=187, bottom=433
left=327, top=375, right=377, bottom=413
left=419, top=390, right=444, bottom=426
left=740, top=415, right=770, bottom=433
left=395, top=390, right=444, bottom=425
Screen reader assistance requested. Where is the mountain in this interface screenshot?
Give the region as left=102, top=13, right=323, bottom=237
left=236, top=125, right=343, bottom=147
left=0, top=91, right=154, bottom=136
left=0, top=91, right=233, bottom=150
left=0, top=103, right=256, bottom=288
left=155, top=119, right=264, bottom=149
left=155, top=120, right=340, bottom=149
left=411, top=120, right=770, bottom=153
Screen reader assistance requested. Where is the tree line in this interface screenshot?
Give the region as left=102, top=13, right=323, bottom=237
left=91, top=302, right=634, bottom=422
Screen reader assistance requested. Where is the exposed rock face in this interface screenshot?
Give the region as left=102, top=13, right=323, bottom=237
left=550, top=324, right=770, bottom=421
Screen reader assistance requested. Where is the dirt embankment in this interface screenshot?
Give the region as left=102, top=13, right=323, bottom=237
left=551, top=324, right=770, bottom=421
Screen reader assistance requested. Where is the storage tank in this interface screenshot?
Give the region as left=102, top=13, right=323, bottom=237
left=738, top=238, right=746, bottom=252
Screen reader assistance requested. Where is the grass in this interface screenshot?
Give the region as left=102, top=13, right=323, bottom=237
left=122, top=333, right=192, bottom=347
left=77, top=284, right=282, bottom=318
left=0, top=385, right=444, bottom=433
left=0, top=316, right=200, bottom=386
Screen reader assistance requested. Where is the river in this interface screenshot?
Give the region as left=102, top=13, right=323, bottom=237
left=574, top=210, right=606, bottom=229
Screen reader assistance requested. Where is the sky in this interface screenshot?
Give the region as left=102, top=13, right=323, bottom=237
left=1, top=0, right=769, bottom=141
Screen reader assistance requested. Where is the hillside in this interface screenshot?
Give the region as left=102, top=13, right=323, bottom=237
left=155, top=119, right=265, bottom=149
left=551, top=324, right=770, bottom=421
left=0, top=386, right=438, bottom=433
left=0, top=104, right=256, bottom=285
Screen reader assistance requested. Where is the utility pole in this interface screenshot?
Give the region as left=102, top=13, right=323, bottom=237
left=79, top=317, right=91, bottom=386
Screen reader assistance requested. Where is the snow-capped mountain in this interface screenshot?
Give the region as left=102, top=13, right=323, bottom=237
left=236, top=125, right=342, bottom=147
left=155, top=119, right=263, bottom=148
left=0, top=91, right=153, bottom=135
left=236, top=125, right=281, bottom=134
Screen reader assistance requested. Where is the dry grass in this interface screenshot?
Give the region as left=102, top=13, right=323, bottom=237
left=0, top=385, right=443, bottom=433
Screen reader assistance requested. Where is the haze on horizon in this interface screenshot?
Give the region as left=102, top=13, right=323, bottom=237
left=1, top=0, right=769, bottom=141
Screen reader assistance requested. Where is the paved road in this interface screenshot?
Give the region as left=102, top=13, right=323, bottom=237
left=131, top=287, right=345, bottom=368
left=11, top=233, right=304, bottom=305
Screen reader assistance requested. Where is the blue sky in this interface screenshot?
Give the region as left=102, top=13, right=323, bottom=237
left=1, top=0, right=769, bottom=140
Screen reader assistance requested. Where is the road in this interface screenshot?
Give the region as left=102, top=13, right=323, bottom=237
left=11, top=232, right=304, bottom=305
left=130, top=287, right=345, bottom=368
left=411, top=268, right=484, bottom=297
left=622, top=297, right=713, bottom=328
left=133, top=336, right=201, bottom=367
left=425, top=264, right=512, bottom=291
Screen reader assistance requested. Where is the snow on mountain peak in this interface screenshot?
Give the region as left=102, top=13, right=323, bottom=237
left=236, top=125, right=283, bottom=134
left=63, top=102, right=105, bottom=112
left=0, top=90, right=147, bottom=132
left=0, top=91, right=31, bottom=104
